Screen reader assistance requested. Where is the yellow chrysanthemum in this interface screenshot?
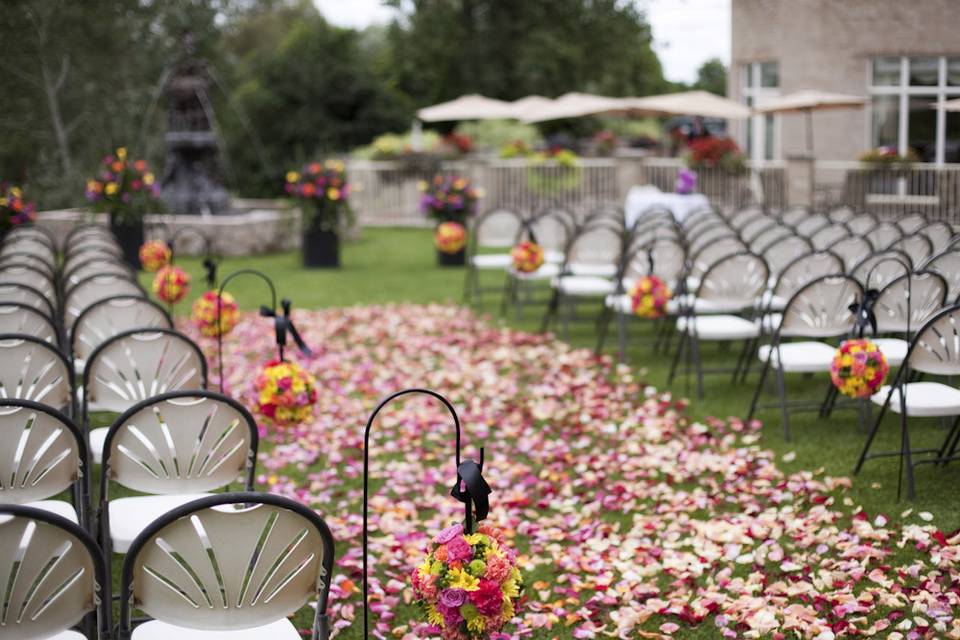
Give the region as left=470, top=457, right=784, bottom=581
left=446, top=567, right=480, bottom=591
left=143, top=172, right=155, bottom=185
left=464, top=533, right=484, bottom=545
left=105, top=182, right=119, bottom=195
left=426, top=603, right=444, bottom=626
left=286, top=171, right=300, bottom=183
left=116, top=147, right=127, bottom=160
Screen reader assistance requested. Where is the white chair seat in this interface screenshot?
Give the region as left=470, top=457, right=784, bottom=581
left=666, top=297, right=749, bottom=315
left=24, top=499, right=79, bottom=524
left=605, top=294, right=632, bottom=314
left=871, top=382, right=960, bottom=417
left=109, top=493, right=213, bottom=553
left=568, top=262, right=617, bottom=278
left=554, top=276, right=616, bottom=296
left=758, top=342, right=837, bottom=372
left=754, top=313, right=783, bottom=333
left=511, top=263, right=561, bottom=280
left=47, top=632, right=87, bottom=640
left=873, top=337, right=908, bottom=367
left=677, top=315, right=761, bottom=340
left=90, top=427, right=108, bottom=464
left=132, top=618, right=300, bottom=640
left=470, top=253, right=512, bottom=269
left=544, top=249, right=565, bottom=264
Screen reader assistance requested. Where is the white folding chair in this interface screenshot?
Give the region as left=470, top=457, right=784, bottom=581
left=0, top=504, right=110, bottom=640
left=856, top=303, right=960, bottom=498
left=97, top=391, right=258, bottom=556
left=463, top=208, right=525, bottom=305
left=845, top=212, right=879, bottom=236
left=851, top=249, right=914, bottom=291
left=888, top=233, right=934, bottom=268
left=827, top=235, right=874, bottom=272
left=918, top=220, right=953, bottom=254
left=0, top=399, right=89, bottom=526
left=82, top=329, right=207, bottom=464
left=0, top=303, right=59, bottom=344
left=0, top=282, right=57, bottom=320
left=63, top=274, right=145, bottom=332
left=0, top=263, right=57, bottom=309
left=748, top=275, right=864, bottom=439
left=761, top=235, right=812, bottom=278
left=923, top=247, right=960, bottom=301
left=63, top=257, right=137, bottom=293
left=793, top=213, right=830, bottom=238
left=118, top=492, right=334, bottom=640
left=810, top=223, right=851, bottom=251
left=896, top=212, right=928, bottom=234
left=0, top=334, right=73, bottom=416
left=867, top=221, right=903, bottom=251
left=70, top=295, right=172, bottom=374
left=871, top=270, right=948, bottom=368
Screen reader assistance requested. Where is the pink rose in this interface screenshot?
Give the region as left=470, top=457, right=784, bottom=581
left=435, top=523, right=464, bottom=544
left=445, top=536, right=473, bottom=564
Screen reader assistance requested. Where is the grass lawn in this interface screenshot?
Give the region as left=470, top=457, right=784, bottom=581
left=148, top=226, right=960, bottom=530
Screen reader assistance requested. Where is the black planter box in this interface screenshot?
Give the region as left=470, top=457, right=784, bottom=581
left=437, top=248, right=466, bottom=266
left=109, top=216, right=144, bottom=269
left=303, top=226, right=340, bottom=268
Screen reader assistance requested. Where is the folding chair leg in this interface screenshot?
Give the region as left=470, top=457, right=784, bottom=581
left=939, top=415, right=960, bottom=462
left=540, top=291, right=559, bottom=333
left=739, top=337, right=758, bottom=383
left=463, top=265, right=476, bottom=304
left=690, top=333, right=705, bottom=399
left=854, top=389, right=893, bottom=474
left=499, top=274, right=513, bottom=316
left=616, top=312, right=627, bottom=363
left=595, top=306, right=612, bottom=355
left=668, top=330, right=687, bottom=386
left=774, top=363, right=791, bottom=440
left=899, top=411, right=917, bottom=500
left=747, top=350, right=771, bottom=422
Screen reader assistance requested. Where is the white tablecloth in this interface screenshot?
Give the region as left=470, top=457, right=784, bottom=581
left=624, top=186, right=711, bottom=228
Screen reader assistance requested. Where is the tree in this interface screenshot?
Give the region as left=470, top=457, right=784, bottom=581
left=694, top=58, right=728, bottom=96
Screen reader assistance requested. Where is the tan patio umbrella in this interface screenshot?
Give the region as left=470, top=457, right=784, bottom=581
left=416, top=94, right=516, bottom=122
left=521, top=92, right=629, bottom=123
left=624, top=90, right=751, bottom=119
left=507, top=95, right=554, bottom=120
left=943, top=97, right=960, bottom=112
left=752, top=90, right=866, bottom=156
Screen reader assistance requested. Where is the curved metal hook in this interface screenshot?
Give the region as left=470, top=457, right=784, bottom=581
left=215, top=268, right=278, bottom=392
left=361, top=387, right=484, bottom=640
left=168, top=226, right=215, bottom=262
left=862, top=255, right=913, bottom=338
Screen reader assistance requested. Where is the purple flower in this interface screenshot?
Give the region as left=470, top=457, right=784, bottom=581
left=434, top=523, right=463, bottom=544
left=438, top=588, right=468, bottom=609
left=675, top=168, right=697, bottom=195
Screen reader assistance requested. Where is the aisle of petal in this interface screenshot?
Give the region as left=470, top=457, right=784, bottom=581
left=188, top=304, right=960, bottom=639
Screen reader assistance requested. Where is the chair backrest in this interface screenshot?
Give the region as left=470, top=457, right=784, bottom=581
left=64, top=274, right=144, bottom=331
left=688, top=236, right=745, bottom=281
left=851, top=249, right=913, bottom=290
left=919, top=220, right=953, bottom=254
left=83, top=328, right=206, bottom=416
left=0, top=335, right=71, bottom=410
left=845, top=212, right=879, bottom=236
left=809, top=223, right=851, bottom=251
left=827, top=206, right=855, bottom=223
left=923, top=247, right=960, bottom=301
left=0, top=303, right=58, bottom=344
left=0, top=282, right=56, bottom=319
left=5, top=224, right=57, bottom=248
left=120, top=493, right=333, bottom=635
left=0, top=263, right=56, bottom=306
left=778, top=275, right=864, bottom=338
left=688, top=222, right=737, bottom=257
left=64, top=235, right=121, bottom=260
left=0, top=252, right=57, bottom=280
left=471, top=208, right=524, bottom=249
left=793, top=213, right=830, bottom=237
left=71, top=295, right=172, bottom=364
left=526, top=211, right=570, bottom=253
left=903, top=303, right=960, bottom=375
left=866, top=221, right=902, bottom=250
left=761, top=235, right=813, bottom=276
left=563, top=222, right=623, bottom=268
left=739, top=217, right=776, bottom=244
left=888, top=233, right=933, bottom=267
left=0, top=505, right=108, bottom=640
left=729, top=206, right=764, bottom=230
left=0, top=238, right=57, bottom=265
left=896, top=212, right=928, bottom=234
left=0, top=399, right=86, bottom=506
left=101, top=391, right=256, bottom=496
left=63, top=257, right=136, bottom=292
left=779, top=206, right=810, bottom=227
left=771, top=251, right=845, bottom=302
left=826, top=235, right=874, bottom=272
left=874, top=270, right=948, bottom=334
left=695, top=252, right=769, bottom=309
left=621, top=239, right=686, bottom=290
left=750, top=226, right=793, bottom=254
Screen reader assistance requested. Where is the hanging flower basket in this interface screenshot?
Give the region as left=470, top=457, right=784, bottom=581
left=511, top=241, right=545, bottom=273
left=412, top=522, right=522, bottom=637
left=830, top=338, right=889, bottom=398
left=139, top=240, right=171, bottom=273
left=628, top=275, right=672, bottom=319
left=191, top=290, right=239, bottom=337
left=152, top=265, right=191, bottom=304
left=253, top=359, right=318, bottom=425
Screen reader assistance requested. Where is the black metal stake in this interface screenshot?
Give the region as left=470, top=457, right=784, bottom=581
left=360, top=388, right=486, bottom=640
left=215, top=268, right=277, bottom=392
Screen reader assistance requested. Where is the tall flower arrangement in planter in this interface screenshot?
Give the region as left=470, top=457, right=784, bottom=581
left=420, top=175, right=481, bottom=266
left=285, top=160, right=353, bottom=268
left=0, top=183, right=36, bottom=238
left=85, top=147, right=160, bottom=267
left=685, top=137, right=746, bottom=173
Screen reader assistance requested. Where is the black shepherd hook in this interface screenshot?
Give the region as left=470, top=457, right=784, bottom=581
left=215, top=268, right=277, bottom=392
left=360, top=388, right=490, bottom=640
left=169, top=225, right=220, bottom=287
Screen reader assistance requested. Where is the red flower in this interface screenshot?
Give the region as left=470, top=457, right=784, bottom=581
left=468, top=579, right=503, bottom=616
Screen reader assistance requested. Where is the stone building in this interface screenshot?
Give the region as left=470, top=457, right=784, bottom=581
left=729, top=0, right=960, bottom=164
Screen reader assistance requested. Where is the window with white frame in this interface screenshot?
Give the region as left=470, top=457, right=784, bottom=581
left=739, top=61, right=779, bottom=162
left=869, top=56, right=960, bottom=163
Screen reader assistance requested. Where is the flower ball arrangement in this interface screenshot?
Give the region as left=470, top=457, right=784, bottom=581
left=138, top=241, right=171, bottom=272
left=629, top=275, right=672, bottom=319
left=412, top=522, right=522, bottom=638
left=830, top=338, right=889, bottom=398
left=253, top=360, right=318, bottom=425
left=511, top=241, right=545, bottom=274
left=190, top=290, right=239, bottom=337
left=152, top=265, right=191, bottom=304
left=435, top=221, right=467, bottom=255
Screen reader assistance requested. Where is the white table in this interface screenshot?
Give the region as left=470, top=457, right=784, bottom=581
left=624, top=185, right=711, bottom=228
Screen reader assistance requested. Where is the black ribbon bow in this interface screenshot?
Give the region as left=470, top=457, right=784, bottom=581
left=451, top=459, right=491, bottom=523
left=849, top=289, right=880, bottom=337
left=202, top=257, right=218, bottom=288
left=259, top=298, right=313, bottom=359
